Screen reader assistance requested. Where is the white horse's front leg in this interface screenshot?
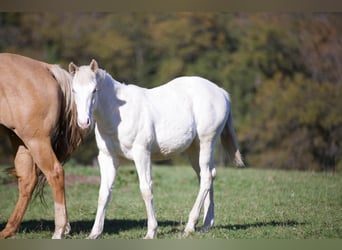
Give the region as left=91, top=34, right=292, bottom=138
left=87, top=151, right=117, bottom=239
left=133, top=146, right=158, bottom=239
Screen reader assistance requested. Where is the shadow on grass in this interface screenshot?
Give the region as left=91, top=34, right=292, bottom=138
left=0, top=218, right=179, bottom=236
left=0, top=219, right=304, bottom=237
left=218, top=220, right=305, bottom=231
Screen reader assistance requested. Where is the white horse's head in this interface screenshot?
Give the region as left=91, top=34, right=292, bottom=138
left=69, top=59, right=99, bottom=130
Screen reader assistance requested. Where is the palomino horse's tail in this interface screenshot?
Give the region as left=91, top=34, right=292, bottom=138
left=33, top=65, right=85, bottom=202
left=220, top=109, right=245, bottom=167
left=48, top=65, right=84, bottom=164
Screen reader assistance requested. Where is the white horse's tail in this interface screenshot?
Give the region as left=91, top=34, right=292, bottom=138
left=221, top=109, right=245, bottom=167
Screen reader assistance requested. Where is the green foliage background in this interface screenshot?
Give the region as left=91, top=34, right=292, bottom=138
left=0, top=13, right=341, bottom=171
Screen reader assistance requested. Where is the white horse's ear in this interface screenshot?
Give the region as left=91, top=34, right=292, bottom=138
left=90, top=59, right=98, bottom=73
left=69, top=62, right=78, bottom=76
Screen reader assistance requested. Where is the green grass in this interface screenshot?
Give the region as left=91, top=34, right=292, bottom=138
left=0, top=165, right=341, bottom=239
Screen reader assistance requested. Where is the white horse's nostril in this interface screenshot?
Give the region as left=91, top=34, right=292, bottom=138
left=78, top=118, right=90, bottom=129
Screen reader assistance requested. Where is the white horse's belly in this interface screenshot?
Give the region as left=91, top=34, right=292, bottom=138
left=98, top=130, right=194, bottom=162
left=150, top=119, right=196, bottom=159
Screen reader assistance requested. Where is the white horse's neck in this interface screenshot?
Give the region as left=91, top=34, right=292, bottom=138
left=94, top=69, right=126, bottom=130
left=96, top=69, right=123, bottom=92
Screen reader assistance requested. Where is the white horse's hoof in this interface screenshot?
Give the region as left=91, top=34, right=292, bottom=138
left=86, top=234, right=100, bottom=239
left=143, top=232, right=156, bottom=239
left=182, top=228, right=195, bottom=237
left=51, top=234, right=62, bottom=239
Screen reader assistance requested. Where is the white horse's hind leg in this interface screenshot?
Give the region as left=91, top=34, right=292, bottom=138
left=186, top=143, right=215, bottom=233
left=202, top=168, right=215, bottom=232
left=133, top=146, right=158, bottom=239
left=186, top=142, right=200, bottom=182
left=184, top=141, right=214, bottom=236
left=88, top=151, right=117, bottom=239
left=187, top=142, right=216, bottom=231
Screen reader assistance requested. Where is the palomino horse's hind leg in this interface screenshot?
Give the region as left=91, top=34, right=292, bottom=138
left=25, top=137, right=70, bottom=239
left=0, top=135, right=37, bottom=239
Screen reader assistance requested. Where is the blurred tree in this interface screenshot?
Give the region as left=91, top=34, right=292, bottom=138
left=240, top=14, right=342, bottom=171
left=242, top=74, right=342, bottom=171
left=0, top=12, right=341, bottom=171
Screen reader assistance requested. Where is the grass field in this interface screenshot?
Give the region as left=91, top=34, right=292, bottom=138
left=0, top=164, right=341, bottom=239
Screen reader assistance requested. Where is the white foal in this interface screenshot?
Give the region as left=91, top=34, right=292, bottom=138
left=69, top=60, right=244, bottom=239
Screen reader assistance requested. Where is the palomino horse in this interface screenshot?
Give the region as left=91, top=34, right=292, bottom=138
left=69, top=60, right=244, bottom=239
left=0, top=53, right=83, bottom=239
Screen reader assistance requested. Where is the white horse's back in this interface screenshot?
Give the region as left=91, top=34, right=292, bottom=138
left=130, top=76, right=230, bottom=159
left=151, top=77, right=229, bottom=136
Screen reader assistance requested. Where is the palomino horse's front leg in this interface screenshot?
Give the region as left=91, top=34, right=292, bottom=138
left=88, top=151, right=117, bottom=239
left=133, top=146, right=158, bottom=239
left=25, top=138, right=70, bottom=239
left=0, top=138, right=37, bottom=238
